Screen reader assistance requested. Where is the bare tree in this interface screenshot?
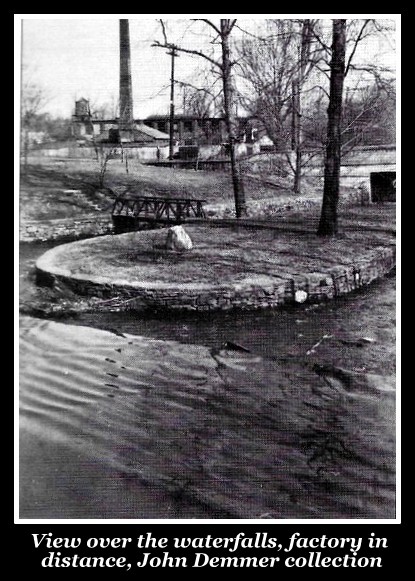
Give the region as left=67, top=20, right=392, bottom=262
left=96, top=145, right=116, bottom=189
left=236, top=21, right=297, bottom=150
left=236, top=19, right=322, bottom=193
left=292, top=19, right=314, bottom=193
left=317, top=19, right=347, bottom=237
left=178, top=81, right=224, bottom=146
left=180, top=83, right=214, bottom=117
left=20, top=73, right=49, bottom=170
left=153, top=19, right=247, bottom=217
left=178, top=69, right=223, bottom=118
left=236, top=18, right=394, bottom=212
left=316, top=18, right=395, bottom=235
left=297, top=78, right=395, bottom=155
left=341, top=80, right=396, bottom=152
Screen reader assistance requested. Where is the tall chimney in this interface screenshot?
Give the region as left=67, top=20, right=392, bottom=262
left=119, top=19, right=134, bottom=135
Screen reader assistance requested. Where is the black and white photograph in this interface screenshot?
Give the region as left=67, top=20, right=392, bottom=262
left=17, top=14, right=399, bottom=524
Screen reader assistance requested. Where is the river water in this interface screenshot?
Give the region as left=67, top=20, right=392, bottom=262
left=19, top=242, right=396, bottom=520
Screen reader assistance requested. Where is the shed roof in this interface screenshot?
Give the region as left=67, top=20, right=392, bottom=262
left=135, top=123, right=169, bottom=140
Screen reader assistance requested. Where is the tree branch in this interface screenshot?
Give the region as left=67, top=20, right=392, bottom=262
left=229, top=19, right=238, bottom=33
left=152, top=40, right=222, bottom=70
left=303, top=84, right=331, bottom=99
left=200, top=19, right=221, bottom=36
left=300, top=149, right=324, bottom=168
left=311, top=28, right=331, bottom=53
left=345, top=19, right=372, bottom=76
left=313, top=62, right=331, bottom=80
left=234, top=24, right=264, bottom=41
left=284, top=151, right=295, bottom=173
left=176, top=80, right=221, bottom=101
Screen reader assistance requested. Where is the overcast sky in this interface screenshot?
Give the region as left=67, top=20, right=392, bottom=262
left=17, top=15, right=398, bottom=120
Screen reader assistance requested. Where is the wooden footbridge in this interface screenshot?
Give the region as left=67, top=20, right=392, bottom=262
left=111, top=195, right=207, bottom=233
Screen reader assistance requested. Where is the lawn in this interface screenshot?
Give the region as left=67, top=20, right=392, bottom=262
left=38, top=212, right=395, bottom=289
left=20, top=155, right=311, bottom=222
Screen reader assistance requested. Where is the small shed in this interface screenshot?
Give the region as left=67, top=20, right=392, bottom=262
left=370, top=171, right=396, bottom=202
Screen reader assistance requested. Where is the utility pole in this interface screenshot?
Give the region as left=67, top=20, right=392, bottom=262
left=168, top=46, right=178, bottom=160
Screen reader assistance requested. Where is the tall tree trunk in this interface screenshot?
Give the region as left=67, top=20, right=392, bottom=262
left=292, top=79, right=302, bottom=193
left=293, top=20, right=311, bottom=194
left=317, top=19, right=346, bottom=236
left=220, top=20, right=247, bottom=218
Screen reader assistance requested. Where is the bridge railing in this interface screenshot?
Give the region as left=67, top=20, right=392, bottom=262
left=111, top=195, right=207, bottom=233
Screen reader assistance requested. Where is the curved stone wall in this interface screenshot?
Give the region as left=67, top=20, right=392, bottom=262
left=35, top=232, right=395, bottom=313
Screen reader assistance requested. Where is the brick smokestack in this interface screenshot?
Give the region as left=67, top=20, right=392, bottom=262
left=119, top=19, right=134, bottom=133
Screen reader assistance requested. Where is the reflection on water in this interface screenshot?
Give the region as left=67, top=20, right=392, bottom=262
left=19, top=242, right=396, bottom=519
left=19, top=315, right=395, bottom=520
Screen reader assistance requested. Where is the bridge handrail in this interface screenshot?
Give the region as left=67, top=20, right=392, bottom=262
left=112, top=195, right=207, bottom=220
left=113, top=195, right=207, bottom=203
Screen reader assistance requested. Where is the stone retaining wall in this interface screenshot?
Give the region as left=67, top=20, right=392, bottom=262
left=36, top=245, right=395, bottom=313
left=205, top=187, right=371, bottom=219
left=20, top=215, right=113, bottom=243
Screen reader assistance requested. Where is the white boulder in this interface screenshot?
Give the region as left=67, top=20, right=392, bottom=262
left=294, top=290, right=308, bottom=303
left=165, top=225, right=193, bottom=251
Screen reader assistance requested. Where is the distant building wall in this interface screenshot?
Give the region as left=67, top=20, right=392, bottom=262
left=145, top=115, right=257, bottom=148
left=72, top=99, right=259, bottom=151
left=28, top=143, right=170, bottom=160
